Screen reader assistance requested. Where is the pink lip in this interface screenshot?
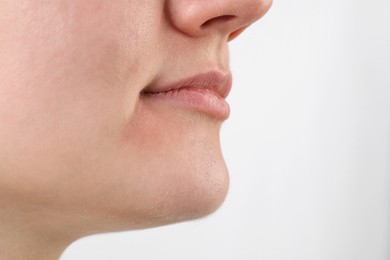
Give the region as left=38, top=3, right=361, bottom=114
left=141, top=71, right=232, bottom=120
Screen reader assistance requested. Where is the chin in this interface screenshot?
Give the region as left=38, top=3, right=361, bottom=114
left=98, top=150, right=230, bottom=232
left=110, top=104, right=230, bottom=229
left=139, top=160, right=230, bottom=229
left=161, top=152, right=230, bottom=223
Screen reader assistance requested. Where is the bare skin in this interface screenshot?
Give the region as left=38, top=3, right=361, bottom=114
left=0, top=0, right=272, bottom=258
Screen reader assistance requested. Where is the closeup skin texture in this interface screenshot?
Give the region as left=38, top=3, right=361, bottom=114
left=0, top=0, right=271, bottom=259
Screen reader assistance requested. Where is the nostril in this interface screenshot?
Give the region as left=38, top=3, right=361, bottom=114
left=201, top=15, right=236, bottom=28
left=228, top=27, right=247, bottom=41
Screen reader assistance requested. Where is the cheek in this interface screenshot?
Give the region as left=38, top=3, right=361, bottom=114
left=0, top=1, right=159, bottom=110
left=0, top=2, right=158, bottom=196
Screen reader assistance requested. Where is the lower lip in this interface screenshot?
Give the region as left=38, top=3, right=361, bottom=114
left=141, top=87, right=230, bottom=120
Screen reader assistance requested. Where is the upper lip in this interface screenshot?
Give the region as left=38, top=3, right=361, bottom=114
left=141, top=70, right=232, bottom=99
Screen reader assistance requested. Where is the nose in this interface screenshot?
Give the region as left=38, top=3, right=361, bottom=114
left=166, top=0, right=272, bottom=41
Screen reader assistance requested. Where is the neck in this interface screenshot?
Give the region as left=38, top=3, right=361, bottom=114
left=0, top=205, right=79, bottom=260
left=0, top=229, right=71, bottom=260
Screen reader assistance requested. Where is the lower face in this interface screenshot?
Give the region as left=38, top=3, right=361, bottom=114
left=0, top=0, right=229, bottom=232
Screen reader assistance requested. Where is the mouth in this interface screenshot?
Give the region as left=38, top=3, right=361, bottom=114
left=140, top=70, right=232, bottom=120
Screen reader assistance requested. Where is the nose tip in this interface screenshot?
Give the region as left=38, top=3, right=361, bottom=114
left=167, top=0, right=273, bottom=40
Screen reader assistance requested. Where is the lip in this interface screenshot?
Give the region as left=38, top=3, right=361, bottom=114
left=141, top=71, right=232, bottom=120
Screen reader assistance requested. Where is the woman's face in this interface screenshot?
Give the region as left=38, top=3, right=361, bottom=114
left=0, top=0, right=271, bottom=235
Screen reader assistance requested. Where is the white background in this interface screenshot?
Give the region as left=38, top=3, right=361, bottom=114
left=61, top=0, right=390, bottom=259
